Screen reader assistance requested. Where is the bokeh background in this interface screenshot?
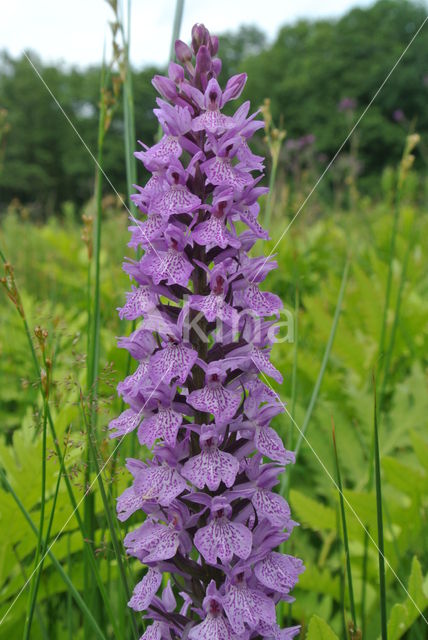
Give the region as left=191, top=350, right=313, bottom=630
left=1, top=1, right=428, bottom=639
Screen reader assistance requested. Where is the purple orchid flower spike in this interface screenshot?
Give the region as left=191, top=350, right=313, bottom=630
left=111, top=22, right=304, bottom=638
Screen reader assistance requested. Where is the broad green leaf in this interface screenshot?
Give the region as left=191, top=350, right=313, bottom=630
left=387, top=556, right=428, bottom=640
left=289, top=490, right=336, bottom=532
left=306, top=615, right=339, bottom=639
left=382, top=457, right=427, bottom=495
left=410, top=431, right=428, bottom=472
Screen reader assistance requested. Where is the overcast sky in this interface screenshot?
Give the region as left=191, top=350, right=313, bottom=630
left=1, top=0, right=376, bottom=68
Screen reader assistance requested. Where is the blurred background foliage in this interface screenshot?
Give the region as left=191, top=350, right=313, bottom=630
left=1, top=0, right=428, bottom=638
left=1, top=0, right=428, bottom=214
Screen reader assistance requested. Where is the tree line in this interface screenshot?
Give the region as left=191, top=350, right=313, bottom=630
left=0, top=0, right=427, bottom=214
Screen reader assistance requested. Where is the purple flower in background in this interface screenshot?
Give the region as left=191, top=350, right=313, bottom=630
left=393, top=109, right=405, bottom=123
left=338, top=96, right=356, bottom=112
left=111, top=22, right=304, bottom=638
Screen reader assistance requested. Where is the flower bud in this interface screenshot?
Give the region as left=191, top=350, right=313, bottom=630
left=212, top=58, right=222, bottom=77
left=222, top=73, right=247, bottom=105
left=195, top=45, right=212, bottom=75
left=168, top=61, right=184, bottom=85
left=151, top=75, right=177, bottom=101
left=209, top=35, right=219, bottom=56
left=175, top=39, right=192, bottom=63
left=191, top=23, right=210, bottom=53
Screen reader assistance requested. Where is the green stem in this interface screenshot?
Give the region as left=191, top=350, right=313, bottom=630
left=293, top=259, right=349, bottom=463
left=84, top=61, right=107, bottom=639
left=378, top=179, right=401, bottom=378
left=23, top=432, right=68, bottom=639
left=0, top=468, right=107, bottom=640
left=264, top=154, right=279, bottom=230
left=22, top=395, right=48, bottom=640
left=373, top=381, right=388, bottom=640
left=80, top=394, right=140, bottom=640
left=379, top=221, right=415, bottom=409
left=0, top=243, right=122, bottom=639
left=156, top=0, right=185, bottom=141
left=332, top=422, right=358, bottom=635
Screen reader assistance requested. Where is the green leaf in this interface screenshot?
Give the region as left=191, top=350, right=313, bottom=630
left=387, top=556, right=428, bottom=640
left=306, top=615, right=339, bottom=639
left=410, top=431, right=428, bottom=472
left=382, top=457, right=427, bottom=495
left=289, top=489, right=336, bottom=532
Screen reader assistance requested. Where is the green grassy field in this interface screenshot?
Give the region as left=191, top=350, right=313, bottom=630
left=1, top=165, right=427, bottom=638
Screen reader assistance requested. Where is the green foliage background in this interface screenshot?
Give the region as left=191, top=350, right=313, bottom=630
left=1, top=0, right=428, bottom=638
left=1, top=0, right=428, bottom=213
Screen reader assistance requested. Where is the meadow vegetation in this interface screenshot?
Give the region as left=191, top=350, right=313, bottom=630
left=1, top=1, right=428, bottom=638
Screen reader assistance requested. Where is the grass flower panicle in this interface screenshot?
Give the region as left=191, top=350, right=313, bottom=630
left=111, top=23, right=304, bottom=639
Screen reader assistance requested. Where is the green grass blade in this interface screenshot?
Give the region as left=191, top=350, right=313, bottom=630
left=378, top=179, right=401, bottom=374
left=156, top=0, right=185, bottom=141
left=25, top=443, right=64, bottom=629
left=80, top=394, right=140, bottom=640
left=121, top=0, right=138, bottom=211
left=22, top=396, right=48, bottom=639
left=0, top=245, right=121, bottom=639
left=293, top=259, right=350, bottom=462
left=336, top=505, right=347, bottom=640
left=168, top=0, right=185, bottom=62
left=332, top=419, right=358, bottom=637
left=67, top=534, right=73, bottom=640
left=84, top=57, right=108, bottom=638
left=289, top=285, right=299, bottom=450
left=379, top=221, right=415, bottom=409
left=0, top=468, right=108, bottom=640
left=373, top=379, right=388, bottom=640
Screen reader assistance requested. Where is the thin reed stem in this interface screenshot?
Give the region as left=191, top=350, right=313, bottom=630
left=80, top=393, right=140, bottom=640
left=332, top=419, right=358, bottom=636
left=373, top=378, right=388, bottom=640
left=22, top=395, right=48, bottom=640
left=0, top=468, right=108, bottom=640
left=0, top=244, right=122, bottom=639
left=293, top=259, right=349, bottom=463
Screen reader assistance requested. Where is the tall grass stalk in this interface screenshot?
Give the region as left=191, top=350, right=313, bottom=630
left=169, top=0, right=185, bottom=62
left=373, top=379, right=388, bottom=640
left=155, top=0, right=185, bottom=141
left=116, top=0, right=139, bottom=462
left=0, top=468, right=108, bottom=640
left=261, top=99, right=286, bottom=229
left=337, top=506, right=347, bottom=640
left=378, top=134, right=419, bottom=397
left=0, top=247, right=122, bottom=638
left=292, top=259, right=349, bottom=463
left=23, top=431, right=69, bottom=639
left=22, top=396, right=48, bottom=640
left=289, top=286, right=299, bottom=451
left=84, top=59, right=109, bottom=637
left=332, top=419, right=358, bottom=638
left=379, top=221, right=415, bottom=407
left=13, top=551, right=48, bottom=639
left=80, top=393, right=140, bottom=639
left=120, top=0, right=137, bottom=210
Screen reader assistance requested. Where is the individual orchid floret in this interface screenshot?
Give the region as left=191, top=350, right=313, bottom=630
left=140, top=225, right=194, bottom=286
left=223, top=568, right=276, bottom=634
left=181, top=424, right=239, bottom=490
left=149, top=161, right=202, bottom=218
left=187, top=263, right=240, bottom=327
left=187, top=362, right=241, bottom=423
left=194, top=496, right=252, bottom=565
left=111, top=22, right=304, bottom=639
left=188, top=581, right=235, bottom=640
left=192, top=78, right=235, bottom=133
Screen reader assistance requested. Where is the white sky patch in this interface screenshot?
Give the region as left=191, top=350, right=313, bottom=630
left=1, top=0, right=375, bottom=68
